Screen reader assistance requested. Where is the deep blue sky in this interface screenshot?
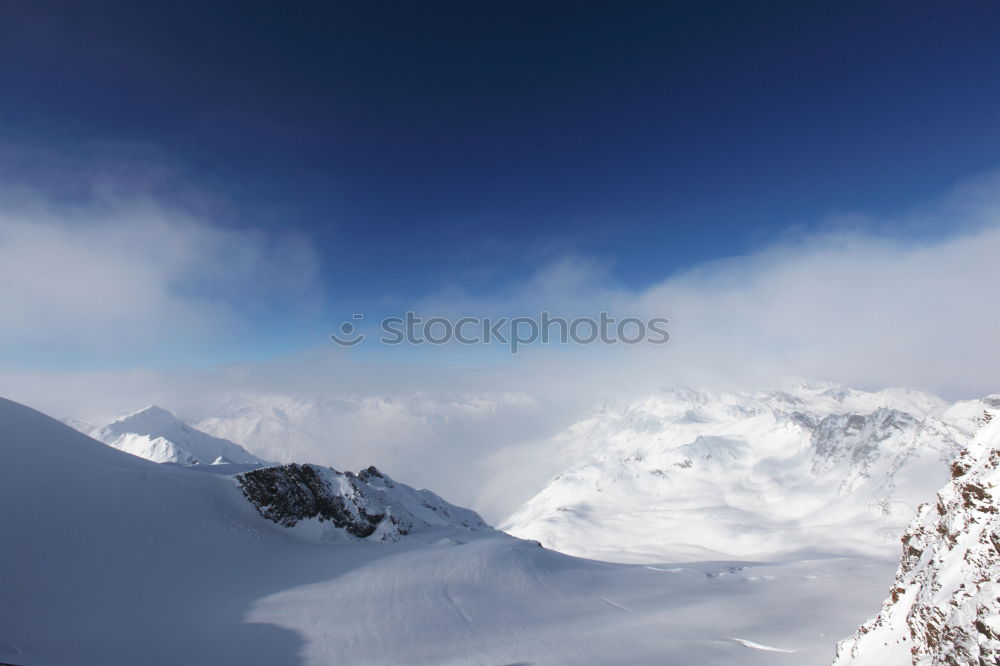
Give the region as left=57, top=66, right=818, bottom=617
left=2, top=0, right=999, bottom=304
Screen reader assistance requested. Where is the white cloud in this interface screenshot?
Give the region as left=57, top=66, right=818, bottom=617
left=402, top=172, right=1000, bottom=401
left=0, top=188, right=320, bottom=352
left=631, top=206, right=1000, bottom=399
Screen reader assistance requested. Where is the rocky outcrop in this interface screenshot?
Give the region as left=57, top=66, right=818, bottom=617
left=833, top=414, right=1000, bottom=666
left=237, top=463, right=488, bottom=541
left=237, top=464, right=391, bottom=536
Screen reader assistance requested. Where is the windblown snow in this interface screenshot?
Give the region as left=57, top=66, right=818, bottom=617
left=501, top=384, right=997, bottom=563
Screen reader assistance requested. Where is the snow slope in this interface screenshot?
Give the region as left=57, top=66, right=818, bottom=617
left=502, top=384, right=992, bottom=563
left=248, top=539, right=896, bottom=666
left=0, top=395, right=900, bottom=665
left=832, top=410, right=1000, bottom=666
left=91, top=404, right=268, bottom=465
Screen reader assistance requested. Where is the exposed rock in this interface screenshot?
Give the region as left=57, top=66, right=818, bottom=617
left=832, top=417, right=1000, bottom=666
left=237, top=463, right=489, bottom=541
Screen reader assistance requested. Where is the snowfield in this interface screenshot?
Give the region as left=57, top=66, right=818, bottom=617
left=1, top=395, right=905, bottom=665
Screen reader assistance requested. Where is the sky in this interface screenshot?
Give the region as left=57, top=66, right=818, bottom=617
left=3, top=1, right=1000, bottom=306
left=2, top=1, right=1000, bottom=514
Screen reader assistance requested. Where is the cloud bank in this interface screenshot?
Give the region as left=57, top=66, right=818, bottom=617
left=0, top=182, right=320, bottom=360
left=1, top=169, right=999, bottom=519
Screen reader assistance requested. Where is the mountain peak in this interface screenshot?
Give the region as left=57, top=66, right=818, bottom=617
left=132, top=404, right=173, bottom=416
left=93, top=405, right=267, bottom=467
left=116, top=404, right=182, bottom=425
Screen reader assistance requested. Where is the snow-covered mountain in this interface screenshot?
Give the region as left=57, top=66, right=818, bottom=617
left=91, top=405, right=268, bottom=466
left=832, top=412, right=1000, bottom=666
left=501, top=384, right=997, bottom=563
left=0, top=395, right=906, bottom=665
